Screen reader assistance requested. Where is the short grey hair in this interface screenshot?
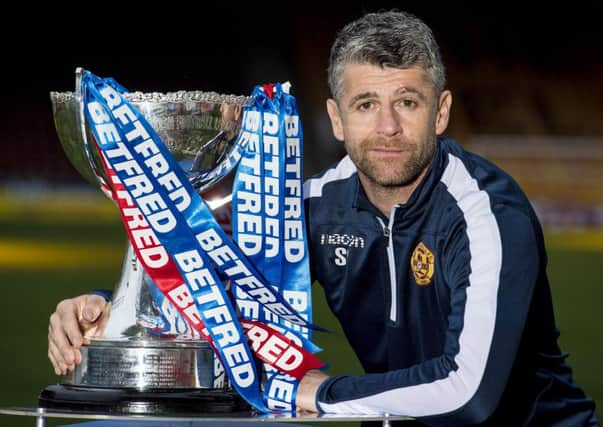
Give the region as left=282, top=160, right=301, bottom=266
left=327, top=10, right=446, bottom=102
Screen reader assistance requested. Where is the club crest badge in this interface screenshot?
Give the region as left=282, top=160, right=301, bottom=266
left=410, top=242, right=434, bottom=286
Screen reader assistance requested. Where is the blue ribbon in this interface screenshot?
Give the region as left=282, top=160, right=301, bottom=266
left=232, top=84, right=317, bottom=410
left=82, top=71, right=268, bottom=411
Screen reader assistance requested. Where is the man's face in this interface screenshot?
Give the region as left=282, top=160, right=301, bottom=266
left=326, top=64, right=451, bottom=188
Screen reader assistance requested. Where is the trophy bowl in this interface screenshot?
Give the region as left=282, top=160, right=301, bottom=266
left=42, top=70, right=251, bottom=414
left=50, top=84, right=249, bottom=194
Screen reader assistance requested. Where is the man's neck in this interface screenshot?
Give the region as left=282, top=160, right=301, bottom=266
left=359, top=167, right=429, bottom=218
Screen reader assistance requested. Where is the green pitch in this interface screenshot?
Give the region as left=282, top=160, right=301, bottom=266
left=0, top=191, right=600, bottom=426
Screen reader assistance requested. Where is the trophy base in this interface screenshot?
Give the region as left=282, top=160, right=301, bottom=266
left=68, top=338, right=224, bottom=389
left=39, top=384, right=250, bottom=415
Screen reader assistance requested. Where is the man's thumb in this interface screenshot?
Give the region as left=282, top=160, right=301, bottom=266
left=82, top=301, right=102, bottom=323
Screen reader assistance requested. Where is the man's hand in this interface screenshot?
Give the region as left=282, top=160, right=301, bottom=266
left=47, top=294, right=110, bottom=375
left=296, top=369, right=329, bottom=412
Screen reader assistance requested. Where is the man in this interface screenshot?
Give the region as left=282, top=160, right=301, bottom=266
left=294, top=10, right=597, bottom=426
left=48, top=10, right=597, bottom=426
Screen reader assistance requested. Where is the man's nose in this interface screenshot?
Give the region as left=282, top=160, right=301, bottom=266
left=376, top=105, right=402, bottom=136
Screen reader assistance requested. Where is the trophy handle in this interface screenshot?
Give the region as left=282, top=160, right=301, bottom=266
left=74, top=68, right=111, bottom=194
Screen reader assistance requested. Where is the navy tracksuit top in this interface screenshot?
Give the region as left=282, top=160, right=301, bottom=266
left=303, top=138, right=597, bottom=426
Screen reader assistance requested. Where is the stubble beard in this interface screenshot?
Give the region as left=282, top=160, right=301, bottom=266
left=348, top=135, right=437, bottom=188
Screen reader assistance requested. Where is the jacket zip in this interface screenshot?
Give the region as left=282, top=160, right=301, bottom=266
left=377, top=206, right=398, bottom=322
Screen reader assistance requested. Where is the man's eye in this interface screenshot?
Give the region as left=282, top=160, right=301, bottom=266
left=402, top=99, right=417, bottom=108
left=357, top=101, right=373, bottom=111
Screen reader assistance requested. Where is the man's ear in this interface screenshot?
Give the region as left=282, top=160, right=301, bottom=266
left=326, top=98, right=345, bottom=141
left=435, top=90, right=452, bottom=135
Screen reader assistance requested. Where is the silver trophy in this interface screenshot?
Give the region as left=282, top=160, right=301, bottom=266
left=42, top=68, right=250, bottom=414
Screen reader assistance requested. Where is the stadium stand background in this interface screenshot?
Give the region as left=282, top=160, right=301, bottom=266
left=1, top=4, right=602, bottom=192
